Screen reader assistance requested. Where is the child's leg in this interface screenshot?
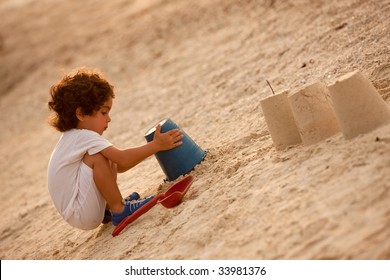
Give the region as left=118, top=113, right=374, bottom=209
left=106, top=159, right=117, bottom=210
left=83, top=152, right=124, bottom=214
left=108, top=159, right=118, bottom=181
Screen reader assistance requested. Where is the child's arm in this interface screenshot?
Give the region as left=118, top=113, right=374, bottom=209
left=100, top=124, right=183, bottom=173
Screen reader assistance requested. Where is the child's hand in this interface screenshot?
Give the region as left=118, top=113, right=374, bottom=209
left=153, top=124, right=183, bottom=151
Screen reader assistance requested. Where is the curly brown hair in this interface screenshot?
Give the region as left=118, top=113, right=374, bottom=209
left=48, top=68, right=115, bottom=132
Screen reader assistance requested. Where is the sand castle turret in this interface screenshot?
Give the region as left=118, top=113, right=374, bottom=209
left=260, top=90, right=302, bottom=150
left=288, top=82, right=340, bottom=145
left=328, top=70, right=390, bottom=139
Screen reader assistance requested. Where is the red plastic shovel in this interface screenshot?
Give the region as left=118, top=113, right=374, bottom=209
left=112, top=175, right=194, bottom=237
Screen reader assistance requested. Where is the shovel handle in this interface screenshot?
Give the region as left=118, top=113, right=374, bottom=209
left=112, top=195, right=162, bottom=237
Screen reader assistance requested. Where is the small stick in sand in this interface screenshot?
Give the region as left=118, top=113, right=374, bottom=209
left=266, top=79, right=275, bottom=95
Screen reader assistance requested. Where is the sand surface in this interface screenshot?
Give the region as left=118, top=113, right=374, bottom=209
left=1, top=0, right=390, bottom=259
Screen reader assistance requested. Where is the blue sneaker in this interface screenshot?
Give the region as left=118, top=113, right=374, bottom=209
left=111, top=196, right=154, bottom=226
left=123, top=192, right=140, bottom=203
left=102, top=192, right=141, bottom=224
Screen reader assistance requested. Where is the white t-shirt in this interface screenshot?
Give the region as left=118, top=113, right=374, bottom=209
left=48, top=129, right=112, bottom=230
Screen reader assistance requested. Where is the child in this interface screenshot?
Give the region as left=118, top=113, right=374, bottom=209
left=47, top=68, right=183, bottom=230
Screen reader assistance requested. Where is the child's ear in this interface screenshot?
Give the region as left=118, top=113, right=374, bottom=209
left=76, top=107, right=84, bottom=121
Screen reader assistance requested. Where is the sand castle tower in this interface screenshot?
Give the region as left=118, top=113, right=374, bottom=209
left=288, top=82, right=340, bottom=145
left=260, top=90, right=302, bottom=150
left=328, top=70, right=390, bottom=139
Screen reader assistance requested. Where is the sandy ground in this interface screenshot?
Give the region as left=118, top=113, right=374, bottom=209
left=1, top=0, right=390, bottom=259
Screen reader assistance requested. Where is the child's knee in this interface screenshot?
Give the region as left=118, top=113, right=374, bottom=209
left=83, top=153, right=117, bottom=177
left=83, top=153, right=108, bottom=169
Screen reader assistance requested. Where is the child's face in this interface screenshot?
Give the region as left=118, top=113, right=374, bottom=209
left=77, top=98, right=112, bottom=135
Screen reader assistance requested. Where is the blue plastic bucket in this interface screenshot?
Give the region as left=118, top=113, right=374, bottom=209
left=144, top=118, right=206, bottom=181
